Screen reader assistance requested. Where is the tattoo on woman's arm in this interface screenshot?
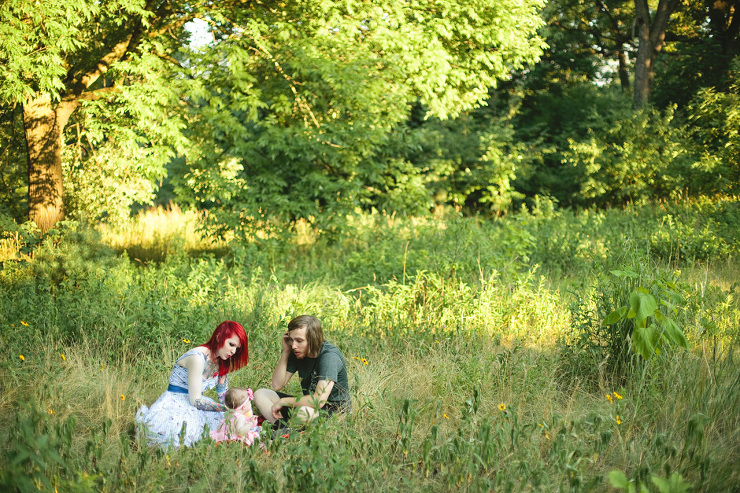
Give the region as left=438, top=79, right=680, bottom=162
left=194, top=396, right=227, bottom=412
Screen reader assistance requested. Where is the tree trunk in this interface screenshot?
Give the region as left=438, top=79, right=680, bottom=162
left=633, top=0, right=680, bottom=109
left=23, top=94, right=78, bottom=233
left=617, top=49, right=630, bottom=91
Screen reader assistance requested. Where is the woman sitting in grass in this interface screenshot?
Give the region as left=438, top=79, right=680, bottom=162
left=253, top=315, right=351, bottom=434
left=135, top=321, right=249, bottom=448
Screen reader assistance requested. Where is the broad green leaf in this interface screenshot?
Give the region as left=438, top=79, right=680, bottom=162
left=651, top=473, right=691, bottom=493
left=603, top=306, right=628, bottom=325
left=631, top=324, right=659, bottom=360
left=609, top=470, right=630, bottom=489
left=629, top=289, right=658, bottom=327
left=661, top=317, right=689, bottom=348
left=610, top=268, right=638, bottom=278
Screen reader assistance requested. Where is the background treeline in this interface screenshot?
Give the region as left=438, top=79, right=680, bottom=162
left=1, top=0, right=737, bottom=238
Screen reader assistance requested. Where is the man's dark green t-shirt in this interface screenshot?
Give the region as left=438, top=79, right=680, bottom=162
left=286, top=342, right=351, bottom=410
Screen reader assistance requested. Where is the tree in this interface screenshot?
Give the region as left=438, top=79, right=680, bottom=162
left=169, top=0, right=547, bottom=236
left=633, top=0, right=681, bottom=109
left=0, top=0, right=231, bottom=232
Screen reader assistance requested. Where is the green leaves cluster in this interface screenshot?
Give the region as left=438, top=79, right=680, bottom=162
left=603, top=269, right=689, bottom=361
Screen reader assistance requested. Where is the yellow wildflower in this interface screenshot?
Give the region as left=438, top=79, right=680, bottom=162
left=60, top=353, right=66, bottom=361
left=21, top=321, right=29, bottom=326
left=120, top=394, right=126, bottom=401
left=443, top=413, right=449, bottom=419
left=616, top=415, right=622, bottom=425
left=613, top=391, right=623, bottom=400
left=361, top=358, right=369, bottom=365
left=19, top=354, right=25, bottom=361
left=606, top=394, right=613, bottom=403
left=48, top=409, right=55, bottom=415
left=183, top=338, right=191, bottom=344
left=498, top=403, right=506, bottom=412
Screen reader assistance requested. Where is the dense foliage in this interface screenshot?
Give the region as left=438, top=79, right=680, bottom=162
left=0, top=204, right=738, bottom=491
left=1, top=0, right=737, bottom=236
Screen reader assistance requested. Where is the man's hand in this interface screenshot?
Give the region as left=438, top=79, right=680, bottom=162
left=281, top=331, right=292, bottom=353
left=271, top=401, right=285, bottom=421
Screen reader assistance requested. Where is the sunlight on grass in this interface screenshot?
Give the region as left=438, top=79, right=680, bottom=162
left=98, top=203, right=229, bottom=262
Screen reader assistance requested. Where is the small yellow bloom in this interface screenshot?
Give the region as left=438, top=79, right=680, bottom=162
left=545, top=431, right=551, bottom=440
left=100, top=362, right=104, bottom=370
left=538, top=423, right=544, bottom=428
left=443, top=413, right=449, bottom=419
left=616, top=415, right=622, bottom=425
left=361, top=358, right=368, bottom=365
left=182, top=338, right=191, bottom=344
left=606, top=394, right=613, bottom=403
left=60, top=353, right=66, bottom=361
left=613, top=391, right=623, bottom=400
left=47, top=409, right=55, bottom=415
left=19, top=354, right=25, bottom=361
left=21, top=321, right=29, bottom=326
left=498, top=403, right=506, bottom=411
left=352, top=356, right=360, bottom=360
left=120, top=394, right=126, bottom=401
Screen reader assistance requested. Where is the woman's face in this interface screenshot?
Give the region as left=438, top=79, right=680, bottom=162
left=289, top=327, right=310, bottom=359
left=216, top=334, right=241, bottom=360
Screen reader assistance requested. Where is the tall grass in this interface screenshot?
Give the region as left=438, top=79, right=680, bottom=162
left=1, top=201, right=738, bottom=491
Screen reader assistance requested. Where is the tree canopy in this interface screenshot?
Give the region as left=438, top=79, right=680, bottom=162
left=0, top=0, right=737, bottom=236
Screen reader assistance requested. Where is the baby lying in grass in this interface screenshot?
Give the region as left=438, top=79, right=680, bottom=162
left=210, top=387, right=260, bottom=446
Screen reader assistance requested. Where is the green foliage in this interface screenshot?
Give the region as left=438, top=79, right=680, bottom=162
left=0, top=105, right=27, bottom=222
left=602, top=270, right=689, bottom=361
left=170, top=0, right=546, bottom=236
left=1, top=204, right=739, bottom=491
left=0, top=404, right=107, bottom=492
left=685, top=60, right=740, bottom=196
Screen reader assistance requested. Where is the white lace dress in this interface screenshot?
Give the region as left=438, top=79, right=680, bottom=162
left=135, top=348, right=226, bottom=448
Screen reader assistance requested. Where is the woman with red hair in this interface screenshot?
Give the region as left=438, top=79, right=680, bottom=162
left=136, top=321, right=249, bottom=448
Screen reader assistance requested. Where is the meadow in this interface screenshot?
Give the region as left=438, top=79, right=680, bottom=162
left=1, top=199, right=739, bottom=492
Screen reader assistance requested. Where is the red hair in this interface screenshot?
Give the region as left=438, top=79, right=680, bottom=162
left=202, top=321, right=249, bottom=376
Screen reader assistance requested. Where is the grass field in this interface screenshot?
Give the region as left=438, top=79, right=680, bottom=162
left=1, top=201, right=739, bottom=492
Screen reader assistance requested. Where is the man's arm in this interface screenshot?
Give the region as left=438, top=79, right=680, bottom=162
left=271, top=331, right=294, bottom=391
left=271, top=380, right=335, bottom=420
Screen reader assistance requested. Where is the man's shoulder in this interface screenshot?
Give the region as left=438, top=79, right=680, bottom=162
left=318, top=342, right=346, bottom=365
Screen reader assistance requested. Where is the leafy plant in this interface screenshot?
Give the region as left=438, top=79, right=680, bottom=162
left=603, top=268, right=689, bottom=360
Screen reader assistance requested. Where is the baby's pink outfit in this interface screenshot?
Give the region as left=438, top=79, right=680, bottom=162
left=210, top=389, right=260, bottom=445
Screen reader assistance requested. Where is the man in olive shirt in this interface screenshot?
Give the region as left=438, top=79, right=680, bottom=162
left=253, top=315, right=351, bottom=426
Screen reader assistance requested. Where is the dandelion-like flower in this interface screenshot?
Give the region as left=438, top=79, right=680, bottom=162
left=21, top=321, right=29, bottom=326
left=361, top=358, right=369, bottom=365
left=183, top=338, right=191, bottom=344
left=613, top=391, right=623, bottom=400
left=19, top=354, right=25, bottom=361
left=606, top=394, right=613, bottom=403
left=60, top=353, right=66, bottom=361
left=498, top=403, right=506, bottom=412
left=47, top=409, right=55, bottom=415
left=120, top=394, right=126, bottom=401
left=616, top=415, right=622, bottom=425
left=443, top=413, right=449, bottom=419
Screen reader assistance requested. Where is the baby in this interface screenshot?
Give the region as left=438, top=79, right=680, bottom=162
left=210, top=387, right=260, bottom=445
